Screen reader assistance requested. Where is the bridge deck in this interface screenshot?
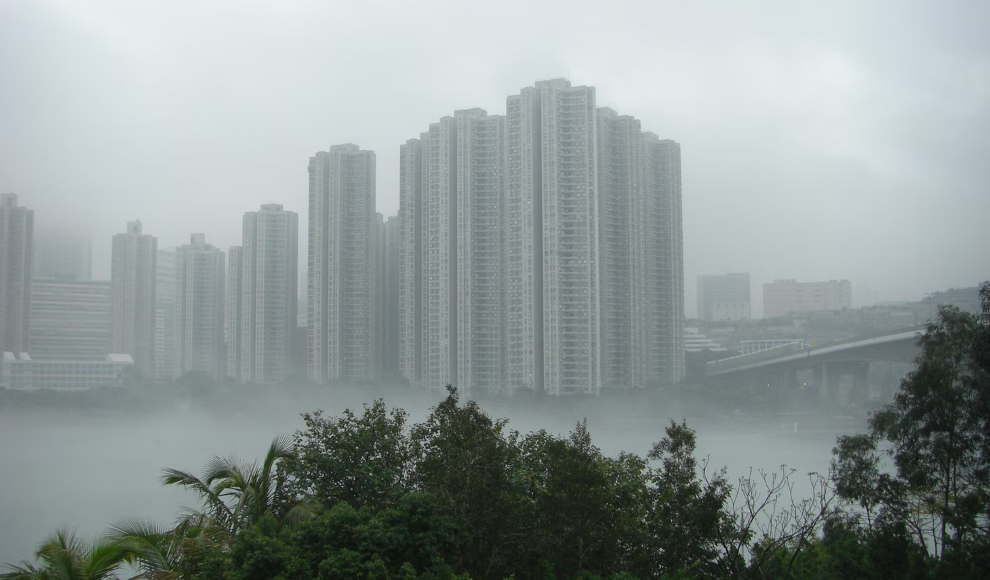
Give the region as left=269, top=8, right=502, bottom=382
left=706, top=327, right=924, bottom=376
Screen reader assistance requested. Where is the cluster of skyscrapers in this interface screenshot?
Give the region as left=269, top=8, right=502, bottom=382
left=1, top=197, right=300, bottom=389
left=315, top=80, right=685, bottom=395
left=2, top=79, right=687, bottom=394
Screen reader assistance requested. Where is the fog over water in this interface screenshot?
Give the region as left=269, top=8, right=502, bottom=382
left=0, top=388, right=863, bottom=566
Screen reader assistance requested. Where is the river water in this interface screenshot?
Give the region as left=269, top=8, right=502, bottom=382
left=0, top=388, right=866, bottom=567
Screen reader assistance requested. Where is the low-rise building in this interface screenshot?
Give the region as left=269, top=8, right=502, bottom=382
left=684, top=328, right=728, bottom=353
left=763, top=279, right=852, bottom=318
left=697, top=273, right=751, bottom=322
left=1, top=352, right=133, bottom=391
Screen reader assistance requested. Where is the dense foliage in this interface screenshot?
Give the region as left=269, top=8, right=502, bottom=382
left=4, top=284, right=988, bottom=580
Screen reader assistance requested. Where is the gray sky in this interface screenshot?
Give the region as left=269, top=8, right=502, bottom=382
left=1, top=0, right=987, bottom=317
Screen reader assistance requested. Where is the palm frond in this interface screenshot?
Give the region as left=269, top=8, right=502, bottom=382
left=202, top=457, right=247, bottom=487
left=86, top=539, right=137, bottom=579
left=105, top=518, right=182, bottom=576
left=162, top=468, right=233, bottom=525
left=0, top=562, right=42, bottom=580
left=106, top=518, right=172, bottom=542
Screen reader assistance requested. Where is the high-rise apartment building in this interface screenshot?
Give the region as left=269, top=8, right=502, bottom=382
left=424, top=118, right=457, bottom=391
left=110, top=221, right=157, bottom=375
left=763, top=279, right=852, bottom=318
left=174, top=234, right=225, bottom=380
left=597, top=113, right=686, bottom=388
left=697, top=273, right=751, bottom=321
left=455, top=109, right=505, bottom=393
left=228, top=204, right=298, bottom=384
left=154, top=248, right=177, bottom=381
left=225, top=246, right=243, bottom=380
left=398, top=109, right=506, bottom=394
left=34, top=231, right=92, bottom=281
left=381, top=214, right=401, bottom=379
left=29, top=279, right=111, bottom=360
left=598, top=109, right=641, bottom=389
left=308, top=145, right=378, bottom=384
left=0, top=193, right=33, bottom=355
left=528, top=81, right=602, bottom=396
left=398, top=138, right=425, bottom=387
left=642, top=136, right=685, bottom=386
left=396, top=79, right=685, bottom=395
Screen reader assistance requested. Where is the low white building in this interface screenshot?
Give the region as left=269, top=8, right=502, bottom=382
left=1, top=352, right=134, bottom=391
left=763, top=279, right=852, bottom=318
left=684, top=328, right=728, bottom=353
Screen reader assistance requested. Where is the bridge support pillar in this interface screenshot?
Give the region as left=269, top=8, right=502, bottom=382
left=783, top=368, right=796, bottom=389
left=815, top=364, right=836, bottom=406
left=850, top=361, right=870, bottom=409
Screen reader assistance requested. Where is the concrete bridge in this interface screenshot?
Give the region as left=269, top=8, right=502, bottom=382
left=705, top=327, right=924, bottom=406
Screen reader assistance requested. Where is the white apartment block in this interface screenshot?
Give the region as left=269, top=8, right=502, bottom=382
left=174, top=234, right=225, bottom=380
left=308, top=145, right=378, bottom=384
left=376, top=213, right=386, bottom=376
left=398, top=138, right=425, bottom=387
left=455, top=109, right=505, bottom=393
left=0, top=193, right=34, bottom=356
left=110, top=221, right=157, bottom=375
left=424, top=118, right=457, bottom=390
left=531, top=80, right=602, bottom=396
left=229, top=205, right=298, bottom=385
left=153, top=248, right=177, bottom=381
left=642, top=136, right=685, bottom=386
left=225, top=246, right=243, bottom=380
left=597, top=109, right=641, bottom=389
left=763, top=279, right=852, bottom=318
left=29, top=279, right=111, bottom=361
left=374, top=213, right=402, bottom=378
left=382, top=215, right=401, bottom=379
left=503, top=87, right=540, bottom=393
left=398, top=110, right=507, bottom=394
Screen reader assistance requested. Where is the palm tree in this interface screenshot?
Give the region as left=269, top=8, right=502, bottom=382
left=3, top=438, right=307, bottom=580
left=94, top=437, right=308, bottom=580
left=103, top=518, right=192, bottom=580
left=161, top=436, right=307, bottom=539
left=1, top=527, right=135, bottom=580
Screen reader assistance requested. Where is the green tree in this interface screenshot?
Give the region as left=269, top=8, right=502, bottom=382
left=284, top=399, right=412, bottom=511
left=193, top=494, right=463, bottom=580
left=409, top=386, right=525, bottom=580
left=645, top=420, right=732, bottom=579
left=518, top=421, right=650, bottom=578
left=833, top=283, right=990, bottom=577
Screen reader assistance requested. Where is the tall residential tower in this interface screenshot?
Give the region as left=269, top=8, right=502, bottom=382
left=308, top=145, right=379, bottom=384
left=0, top=193, right=34, bottom=355
left=228, top=205, right=298, bottom=384
left=174, top=234, right=226, bottom=380
left=110, top=220, right=158, bottom=374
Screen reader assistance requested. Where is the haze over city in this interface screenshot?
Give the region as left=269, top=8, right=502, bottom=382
left=2, top=0, right=987, bottom=316
left=2, top=2, right=990, bottom=578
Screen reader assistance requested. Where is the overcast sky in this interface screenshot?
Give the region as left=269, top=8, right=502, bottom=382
left=1, top=0, right=987, bottom=316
